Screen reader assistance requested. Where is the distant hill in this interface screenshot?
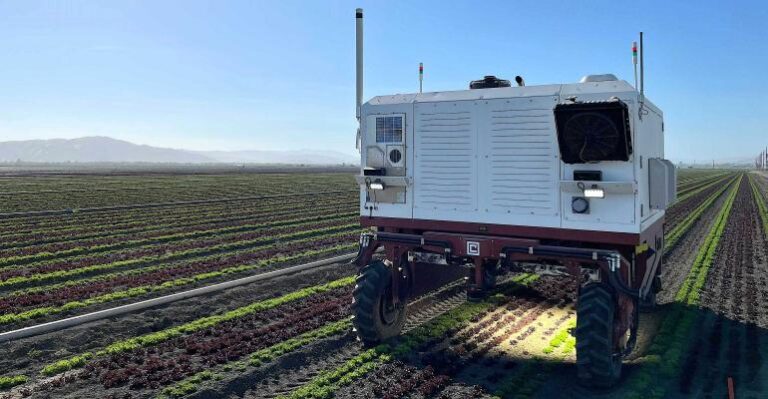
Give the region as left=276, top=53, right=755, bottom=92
left=196, top=150, right=357, bottom=165
left=0, top=137, right=212, bottom=163
left=0, top=137, right=357, bottom=165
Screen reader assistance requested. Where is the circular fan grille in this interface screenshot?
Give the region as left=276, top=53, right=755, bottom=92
left=388, top=148, right=402, bottom=164
left=562, top=112, right=620, bottom=162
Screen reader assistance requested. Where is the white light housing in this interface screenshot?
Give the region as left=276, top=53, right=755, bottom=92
left=583, top=186, right=605, bottom=199
left=369, top=180, right=385, bottom=190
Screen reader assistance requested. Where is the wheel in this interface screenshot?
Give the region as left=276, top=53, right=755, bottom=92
left=352, top=260, right=406, bottom=345
left=576, top=283, right=622, bottom=388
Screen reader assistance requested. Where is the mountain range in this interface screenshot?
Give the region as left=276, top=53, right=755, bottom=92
left=0, top=137, right=358, bottom=165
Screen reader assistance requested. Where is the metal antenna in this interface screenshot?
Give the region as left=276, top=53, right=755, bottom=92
left=640, top=32, right=644, bottom=97
left=639, top=32, right=645, bottom=120
left=354, top=8, right=364, bottom=151
left=355, top=8, right=364, bottom=122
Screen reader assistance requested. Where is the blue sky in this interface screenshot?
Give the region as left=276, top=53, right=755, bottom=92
left=0, top=0, right=766, bottom=162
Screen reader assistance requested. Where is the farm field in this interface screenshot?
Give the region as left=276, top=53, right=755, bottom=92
left=1, top=168, right=766, bottom=399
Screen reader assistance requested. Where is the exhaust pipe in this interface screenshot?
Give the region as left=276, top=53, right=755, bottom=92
left=356, top=8, right=363, bottom=122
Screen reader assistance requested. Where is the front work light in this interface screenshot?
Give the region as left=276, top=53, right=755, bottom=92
left=369, top=180, right=385, bottom=190
left=583, top=185, right=605, bottom=199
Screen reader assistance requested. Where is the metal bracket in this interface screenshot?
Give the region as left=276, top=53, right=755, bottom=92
left=582, top=267, right=601, bottom=284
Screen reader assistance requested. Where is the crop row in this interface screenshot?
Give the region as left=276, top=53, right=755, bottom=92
left=0, top=205, right=355, bottom=261
left=0, top=192, right=356, bottom=248
left=0, top=237, right=358, bottom=326
left=0, top=189, right=357, bottom=241
left=666, top=172, right=736, bottom=229
left=0, top=224, right=358, bottom=309
left=338, top=361, right=450, bottom=399
left=664, top=174, right=737, bottom=251
left=674, top=175, right=740, bottom=305
left=161, top=319, right=353, bottom=398
left=95, top=298, right=350, bottom=390
left=676, top=172, right=730, bottom=199
left=676, top=170, right=728, bottom=186
left=0, top=173, right=353, bottom=194
left=0, top=173, right=355, bottom=213
left=0, top=216, right=357, bottom=287
left=65, top=282, right=355, bottom=394
left=674, top=172, right=732, bottom=206
left=3, top=277, right=357, bottom=397
left=35, top=276, right=355, bottom=379
left=0, top=232, right=358, bottom=320
left=5, top=228, right=355, bottom=300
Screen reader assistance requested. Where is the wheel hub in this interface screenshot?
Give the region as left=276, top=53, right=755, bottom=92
left=379, top=288, right=400, bottom=325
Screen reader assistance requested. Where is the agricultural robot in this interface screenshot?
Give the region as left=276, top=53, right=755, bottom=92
left=350, top=9, right=676, bottom=387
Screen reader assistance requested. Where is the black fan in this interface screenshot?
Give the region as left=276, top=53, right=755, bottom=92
left=555, top=101, right=632, bottom=164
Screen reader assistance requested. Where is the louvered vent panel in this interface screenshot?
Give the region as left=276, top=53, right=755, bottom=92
left=486, top=104, right=558, bottom=215
left=414, top=102, right=476, bottom=211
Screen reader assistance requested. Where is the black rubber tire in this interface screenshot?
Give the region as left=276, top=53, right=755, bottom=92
left=352, top=260, right=406, bottom=345
left=576, top=283, right=622, bottom=388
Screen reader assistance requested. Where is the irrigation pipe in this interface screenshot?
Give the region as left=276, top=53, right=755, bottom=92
left=0, top=252, right=356, bottom=343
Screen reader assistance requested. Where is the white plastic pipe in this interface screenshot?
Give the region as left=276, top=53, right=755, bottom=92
left=0, top=253, right=356, bottom=343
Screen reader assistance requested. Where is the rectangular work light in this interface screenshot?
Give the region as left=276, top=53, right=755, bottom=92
left=369, top=180, right=385, bottom=190
left=583, top=186, right=605, bottom=199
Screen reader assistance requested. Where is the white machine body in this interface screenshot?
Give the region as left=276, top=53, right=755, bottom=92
left=357, top=77, right=675, bottom=235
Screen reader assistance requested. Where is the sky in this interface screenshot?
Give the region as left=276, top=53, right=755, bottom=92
left=0, top=0, right=766, bottom=162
